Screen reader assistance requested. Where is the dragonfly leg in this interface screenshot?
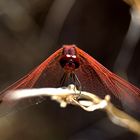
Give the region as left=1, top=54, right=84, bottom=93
left=60, top=72, right=67, bottom=87
left=70, top=72, right=82, bottom=94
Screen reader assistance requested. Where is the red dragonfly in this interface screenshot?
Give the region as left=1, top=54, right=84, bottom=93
left=0, top=45, right=140, bottom=116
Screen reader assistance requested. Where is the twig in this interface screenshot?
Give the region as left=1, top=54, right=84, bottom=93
left=4, top=84, right=140, bottom=135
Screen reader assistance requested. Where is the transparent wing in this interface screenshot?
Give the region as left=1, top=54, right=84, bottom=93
left=0, top=48, right=63, bottom=116
left=77, top=47, right=140, bottom=116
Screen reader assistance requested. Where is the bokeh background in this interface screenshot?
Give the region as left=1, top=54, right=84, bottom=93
left=0, top=0, right=140, bottom=140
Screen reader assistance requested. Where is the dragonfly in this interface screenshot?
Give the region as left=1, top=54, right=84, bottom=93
left=0, top=45, right=140, bottom=116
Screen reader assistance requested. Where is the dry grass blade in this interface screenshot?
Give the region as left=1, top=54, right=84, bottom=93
left=4, top=84, right=140, bottom=135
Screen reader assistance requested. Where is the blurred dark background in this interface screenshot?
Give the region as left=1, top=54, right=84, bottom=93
left=0, top=0, right=140, bottom=140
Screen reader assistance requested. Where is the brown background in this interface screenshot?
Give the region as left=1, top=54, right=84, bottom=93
left=0, top=0, right=139, bottom=140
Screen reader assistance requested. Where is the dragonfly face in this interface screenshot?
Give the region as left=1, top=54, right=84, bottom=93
left=59, top=45, right=80, bottom=73
left=59, top=45, right=81, bottom=90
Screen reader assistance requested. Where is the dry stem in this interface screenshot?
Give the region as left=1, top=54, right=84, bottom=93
left=5, top=84, right=140, bottom=135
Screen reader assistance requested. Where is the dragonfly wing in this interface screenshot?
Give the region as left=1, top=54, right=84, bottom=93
left=110, top=73, right=140, bottom=115
left=77, top=47, right=140, bottom=115
left=0, top=48, right=63, bottom=116
left=0, top=72, right=46, bottom=116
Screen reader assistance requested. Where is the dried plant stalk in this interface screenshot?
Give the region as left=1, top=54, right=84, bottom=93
left=5, top=84, right=140, bottom=135
left=123, top=0, right=140, bottom=10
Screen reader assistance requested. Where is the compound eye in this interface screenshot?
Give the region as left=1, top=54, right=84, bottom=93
left=66, top=54, right=71, bottom=58
left=72, top=55, right=76, bottom=58
left=59, top=55, right=80, bottom=70
left=59, top=57, right=67, bottom=68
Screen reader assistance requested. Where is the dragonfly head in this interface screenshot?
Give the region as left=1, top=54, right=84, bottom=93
left=59, top=45, right=80, bottom=72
